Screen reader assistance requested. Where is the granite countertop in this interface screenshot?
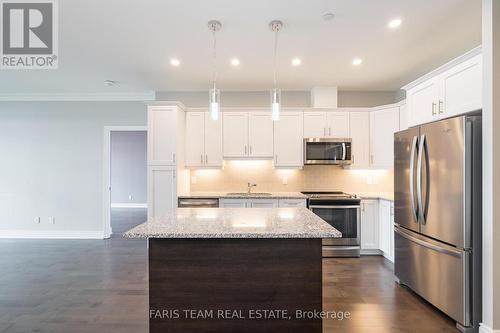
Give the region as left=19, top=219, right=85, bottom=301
left=124, top=207, right=341, bottom=239
left=178, top=191, right=307, bottom=199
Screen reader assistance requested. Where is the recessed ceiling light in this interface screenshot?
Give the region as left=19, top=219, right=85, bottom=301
left=170, top=58, right=180, bottom=66
left=352, top=58, right=363, bottom=66
left=322, top=13, right=335, bottom=21
left=291, top=58, right=301, bottom=66
left=231, top=58, right=240, bottom=66
left=388, top=18, right=402, bottom=29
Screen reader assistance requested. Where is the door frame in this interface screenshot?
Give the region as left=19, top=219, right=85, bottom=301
left=103, top=126, right=147, bottom=238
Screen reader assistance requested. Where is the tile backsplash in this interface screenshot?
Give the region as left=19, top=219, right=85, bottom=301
left=189, top=160, right=393, bottom=193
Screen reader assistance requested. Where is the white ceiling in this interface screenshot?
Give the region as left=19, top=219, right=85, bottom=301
left=0, top=0, right=481, bottom=94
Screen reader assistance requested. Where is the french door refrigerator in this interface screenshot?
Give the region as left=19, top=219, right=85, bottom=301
left=394, top=114, right=482, bottom=332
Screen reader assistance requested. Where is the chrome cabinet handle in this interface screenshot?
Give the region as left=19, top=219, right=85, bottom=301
left=275, top=155, right=278, bottom=164
left=200, top=154, right=203, bottom=164
left=431, top=102, right=437, bottom=116
left=329, top=127, right=332, bottom=136
left=205, top=154, right=208, bottom=163
left=250, top=145, right=252, bottom=155
left=370, top=154, right=374, bottom=164
left=323, top=127, right=327, bottom=136
left=244, top=145, right=247, bottom=155
left=409, top=135, right=419, bottom=224
left=438, top=100, right=444, bottom=114
left=173, top=153, right=176, bottom=163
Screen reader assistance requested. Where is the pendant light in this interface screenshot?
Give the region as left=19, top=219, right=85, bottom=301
left=269, top=20, right=283, bottom=121
left=208, top=20, right=222, bottom=120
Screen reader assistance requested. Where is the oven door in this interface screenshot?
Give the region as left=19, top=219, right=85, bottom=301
left=309, top=205, right=360, bottom=246
left=304, top=139, right=352, bottom=165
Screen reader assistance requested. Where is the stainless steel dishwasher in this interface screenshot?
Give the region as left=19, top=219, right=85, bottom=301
left=178, top=198, right=219, bottom=208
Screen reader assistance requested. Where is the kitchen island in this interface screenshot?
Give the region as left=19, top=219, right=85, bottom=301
left=125, top=207, right=341, bottom=333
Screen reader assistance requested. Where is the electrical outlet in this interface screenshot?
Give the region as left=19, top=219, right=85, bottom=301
left=50, top=216, right=55, bottom=224
left=282, top=176, right=288, bottom=185
left=191, top=176, right=197, bottom=184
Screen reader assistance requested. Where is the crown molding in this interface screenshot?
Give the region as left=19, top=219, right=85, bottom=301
left=0, top=91, right=156, bottom=101
left=401, top=45, right=482, bottom=91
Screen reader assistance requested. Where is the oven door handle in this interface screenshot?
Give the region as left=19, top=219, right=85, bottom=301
left=309, top=205, right=360, bottom=209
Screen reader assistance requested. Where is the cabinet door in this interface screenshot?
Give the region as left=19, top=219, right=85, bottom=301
left=407, top=79, right=439, bottom=127
left=148, top=166, right=176, bottom=219
left=303, top=112, right=327, bottom=138
left=248, top=199, right=279, bottom=208
left=185, top=112, right=205, bottom=167
left=204, top=113, right=223, bottom=167
left=378, top=200, right=392, bottom=256
left=361, top=200, right=379, bottom=250
left=440, top=54, right=482, bottom=118
left=223, top=112, right=248, bottom=157
left=326, top=112, right=350, bottom=137
left=370, top=107, right=399, bottom=169
left=278, top=199, right=307, bottom=207
left=349, top=112, right=370, bottom=168
left=273, top=112, right=304, bottom=167
left=219, top=199, right=248, bottom=208
left=148, top=108, right=177, bottom=165
left=248, top=112, right=274, bottom=157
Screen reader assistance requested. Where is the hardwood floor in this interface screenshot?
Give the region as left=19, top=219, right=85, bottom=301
left=0, top=211, right=458, bottom=333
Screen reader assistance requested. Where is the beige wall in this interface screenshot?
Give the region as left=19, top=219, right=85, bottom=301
left=156, top=90, right=403, bottom=108
left=190, top=160, right=393, bottom=196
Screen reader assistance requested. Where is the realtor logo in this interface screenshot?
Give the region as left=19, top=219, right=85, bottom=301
left=1, top=0, right=58, bottom=69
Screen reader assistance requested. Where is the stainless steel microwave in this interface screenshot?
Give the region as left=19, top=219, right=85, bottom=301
left=303, top=138, right=353, bottom=165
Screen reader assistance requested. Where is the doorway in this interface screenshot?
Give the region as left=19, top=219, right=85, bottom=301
left=103, top=126, right=147, bottom=238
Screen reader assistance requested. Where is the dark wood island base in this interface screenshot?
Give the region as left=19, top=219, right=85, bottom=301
left=149, top=238, right=323, bottom=333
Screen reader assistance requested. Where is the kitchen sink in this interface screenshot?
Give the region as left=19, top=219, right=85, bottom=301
left=226, top=192, right=273, bottom=196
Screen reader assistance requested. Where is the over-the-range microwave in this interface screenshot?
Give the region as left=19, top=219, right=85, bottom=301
left=303, top=138, right=353, bottom=165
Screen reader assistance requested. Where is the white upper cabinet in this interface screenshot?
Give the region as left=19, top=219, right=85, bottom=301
left=185, top=112, right=205, bottom=166
left=185, top=112, right=223, bottom=167
left=440, top=54, right=482, bottom=118
left=223, top=111, right=273, bottom=158
left=148, top=106, right=179, bottom=165
left=223, top=112, right=248, bottom=157
left=248, top=112, right=274, bottom=157
left=203, top=113, right=223, bottom=167
left=303, top=111, right=349, bottom=138
left=404, top=50, right=482, bottom=127
left=370, top=106, right=399, bottom=169
left=327, top=112, right=350, bottom=137
left=407, top=78, right=440, bottom=127
left=349, top=112, right=370, bottom=168
left=273, top=112, right=304, bottom=167
left=303, top=112, right=327, bottom=138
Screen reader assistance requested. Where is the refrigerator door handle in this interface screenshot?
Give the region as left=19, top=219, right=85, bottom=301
left=409, top=135, right=419, bottom=223
left=395, top=227, right=463, bottom=258
left=417, top=134, right=426, bottom=224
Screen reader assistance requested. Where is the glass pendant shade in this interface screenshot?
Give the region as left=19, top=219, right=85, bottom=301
left=270, top=88, right=281, bottom=121
left=209, top=87, right=220, bottom=120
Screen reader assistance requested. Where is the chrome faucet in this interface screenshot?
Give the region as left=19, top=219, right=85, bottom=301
left=247, top=182, right=257, bottom=194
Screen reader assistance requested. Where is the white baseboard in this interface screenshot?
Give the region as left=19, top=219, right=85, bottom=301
left=360, top=249, right=383, bottom=255
left=0, top=230, right=105, bottom=239
left=111, top=203, right=147, bottom=209
left=479, top=323, right=500, bottom=333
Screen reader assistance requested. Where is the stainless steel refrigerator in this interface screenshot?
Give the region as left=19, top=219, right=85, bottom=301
left=394, top=114, right=482, bottom=332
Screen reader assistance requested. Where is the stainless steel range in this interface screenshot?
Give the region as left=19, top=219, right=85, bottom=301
left=301, top=191, right=361, bottom=257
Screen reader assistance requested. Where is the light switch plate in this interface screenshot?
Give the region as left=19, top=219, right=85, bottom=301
left=191, top=176, right=197, bottom=184
left=282, top=176, right=288, bottom=185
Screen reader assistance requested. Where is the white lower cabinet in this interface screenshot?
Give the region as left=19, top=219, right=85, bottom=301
left=148, top=166, right=177, bottom=219
left=360, top=198, right=395, bottom=262
left=360, top=200, right=379, bottom=251
left=219, top=198, right=305, bottom=208
left=219, top=198, right=247, bottom=208
left=248, top=199, right=278, bottom=208
left=278, top=199, right=306, bottom=207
